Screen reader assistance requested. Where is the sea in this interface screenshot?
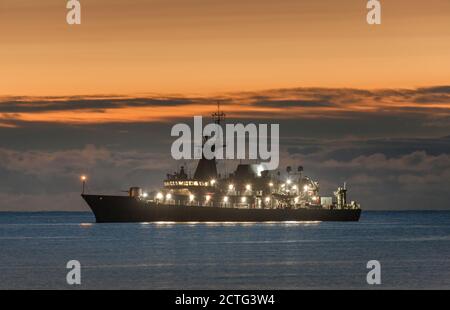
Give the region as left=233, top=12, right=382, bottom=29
left=0, top=211, right=449, bottom=289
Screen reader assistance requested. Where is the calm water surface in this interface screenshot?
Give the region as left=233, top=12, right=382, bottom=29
left=0, top=211, right=449, bottom=289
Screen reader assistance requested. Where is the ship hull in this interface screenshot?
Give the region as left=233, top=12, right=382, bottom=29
left=82, top=194, right=361, bottom=223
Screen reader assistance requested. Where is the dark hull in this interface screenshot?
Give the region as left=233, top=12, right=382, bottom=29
left=82, top=194, right=361, bottom=223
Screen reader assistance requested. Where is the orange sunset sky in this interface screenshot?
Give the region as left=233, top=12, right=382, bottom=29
left=1, top=0, right=450, bottom=97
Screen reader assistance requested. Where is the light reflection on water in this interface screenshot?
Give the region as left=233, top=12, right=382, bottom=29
left=141, top=221, right=322, bottom=228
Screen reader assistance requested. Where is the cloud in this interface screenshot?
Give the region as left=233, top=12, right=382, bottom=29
left=1, top=85, right=449, bottom=126
left=1, top=139, right=450, bottom=210
left=418, top=86, right=450, bottom=94
left=253, top=99, right=333, bottom=108
left=0, top=96, right=199, bottom=113
left=320, top=151, right=450, bottom=175
left=1, top=86, right=450, bottom=210
left=0, top=145, right=173, bottom=198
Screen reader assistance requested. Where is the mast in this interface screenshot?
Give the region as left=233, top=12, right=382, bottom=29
left=193, top=101, right=225, bottom=181
left=212, top=100, right=225, bottom=125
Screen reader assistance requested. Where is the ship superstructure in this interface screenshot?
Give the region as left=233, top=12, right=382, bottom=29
left=159, top=162, right=359, bottom=211
left=138, top=104, right=359, bottom=212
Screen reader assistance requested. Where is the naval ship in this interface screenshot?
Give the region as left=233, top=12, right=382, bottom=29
left=82, top=108, right=361, bottom=223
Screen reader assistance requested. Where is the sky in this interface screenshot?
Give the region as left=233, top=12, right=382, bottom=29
left=0, top=0, right=449, bottom=210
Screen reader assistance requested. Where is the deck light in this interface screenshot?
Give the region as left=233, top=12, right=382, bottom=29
left=80, top=175, right=87, bottom=194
